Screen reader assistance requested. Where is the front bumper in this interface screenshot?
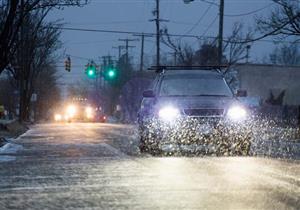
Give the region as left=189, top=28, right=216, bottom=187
left=140, top=117, right=252, bottom=153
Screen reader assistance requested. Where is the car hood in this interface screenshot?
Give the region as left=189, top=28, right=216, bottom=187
left=155, top=96, right=237, bottom=110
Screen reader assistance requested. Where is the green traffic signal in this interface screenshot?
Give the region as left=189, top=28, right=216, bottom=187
left=88, top=69, right=95, bottom=76
left=104, top=68, right=117, bottom=80
left=86, top=65, right=96, bottom=78
left=108, top=69, right=116, bottom=78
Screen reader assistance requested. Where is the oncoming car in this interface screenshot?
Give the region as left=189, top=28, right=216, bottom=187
left=54, top=103, right=102, bottom=123
left=137, top=68, right=252, bottom=156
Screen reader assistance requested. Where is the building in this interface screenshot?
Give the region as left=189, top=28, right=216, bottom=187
left=235, top=64, right=300, bottom=106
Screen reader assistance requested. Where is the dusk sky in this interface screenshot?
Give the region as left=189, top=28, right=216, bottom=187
left=48, top=0, right=277, bottom=87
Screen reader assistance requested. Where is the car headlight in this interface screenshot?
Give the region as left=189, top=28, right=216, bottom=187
left=85, top=106, right=94, bottom=119
left=54, top=114, right=62, bottom=121
left=227, top=106, right=247, bottom=121
left=66, top=105, right=77, bottom=118
left=158, top=106, right=180, bottom=122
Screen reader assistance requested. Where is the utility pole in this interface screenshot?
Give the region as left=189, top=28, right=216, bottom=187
left=112, top=46, right=125, bottom=60
left=183, top=0, right=223, bottom=65
left=246, top=45, right=251, bottom=63
left=140, top=34, right=145, bottom=71
left=102, top=55, right=116, bottom=68
left=167, top=51, right=178, bottom=65
left=134, top=33, right=152, bottom=71
left=150, top=0, right=169, bottom=68
left=150, top=0, right=161, bottom=68
left=218, top=0, right=224, bottom=65
left=118, top=38, right=138, bottom=64
left=172, top=51, right=177, bottom=65
left=155, top=0, right=160, bottom=68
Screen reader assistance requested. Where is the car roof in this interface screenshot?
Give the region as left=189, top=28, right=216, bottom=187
left=161, top=69, right=223, bottom=77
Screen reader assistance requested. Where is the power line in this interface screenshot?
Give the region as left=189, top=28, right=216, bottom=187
left=65, top=20, right=146, bottom=25
left=50, top=26, right=298, bottom=44
left=224, top=3, right=274, bottom=17
left=118, top=38, right=138, bottom=64
left=201, top=14, right=218, bottom=37
left=190, top=14, right=218, bottom=46
left=68, top=55, right=90, bottom=61
left=182, top=3, right=213, bottom=36
left=200, top=0, right=219, bottom=7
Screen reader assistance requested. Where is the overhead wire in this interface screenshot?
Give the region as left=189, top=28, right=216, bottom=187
left=51, top=26, right=297, bottom=44
left=224, top=3, right=274, bottom=17
left=182, top=3, right=213, bottom=36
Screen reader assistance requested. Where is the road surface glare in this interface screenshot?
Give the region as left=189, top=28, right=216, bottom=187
left=0, top=123, right=299, bottom=209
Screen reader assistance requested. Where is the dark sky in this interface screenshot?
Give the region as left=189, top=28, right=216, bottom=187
left=48, top=0, right=275, bottom=88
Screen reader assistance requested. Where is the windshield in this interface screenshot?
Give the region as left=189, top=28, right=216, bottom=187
left=159, top=75, right=232, bottom=97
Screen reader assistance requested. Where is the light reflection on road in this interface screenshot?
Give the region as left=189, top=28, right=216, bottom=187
left=0, top=123, right=298, bottom=209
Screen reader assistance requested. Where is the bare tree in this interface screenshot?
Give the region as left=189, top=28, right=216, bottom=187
left=194, top=42, right=219, bottom=65
left=161, top=27, right=196, bottom=65
left=223, top=22, right=253, bottom=66
left=267, top=43, right=300, bottom=65
left=7, top=10, right=62, bottom=121
left=35, top=64, right=61, bottom=121
left=0, top=0, right=88, bottom=75
left=161, top=23, right=252, bottom=68
left=256, top=0, right=300, bottom=40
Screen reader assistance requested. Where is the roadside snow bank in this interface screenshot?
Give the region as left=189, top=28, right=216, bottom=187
left=0, top=155, right=16, bottom=162
left=0, top=142, right=23, bottom=154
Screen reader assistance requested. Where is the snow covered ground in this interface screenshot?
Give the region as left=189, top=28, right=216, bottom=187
left=0, top=141, right=23, bottom=162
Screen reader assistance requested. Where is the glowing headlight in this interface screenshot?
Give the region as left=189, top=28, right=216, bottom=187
left=158, top=106, right=180, bottom=122
left=227, top=106, right=247, bottom=121
left=85, top=106, right=94, bottom=119
left=66, top=105, right=77, bottom=118
left=54, top=114, right=62, bottom=121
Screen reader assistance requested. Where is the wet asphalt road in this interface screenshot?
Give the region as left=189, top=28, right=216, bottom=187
left=0, top=123, right=299, bottom=210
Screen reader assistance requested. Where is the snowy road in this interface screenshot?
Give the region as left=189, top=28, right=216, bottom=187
left=0, top=123, right=299, bottom=209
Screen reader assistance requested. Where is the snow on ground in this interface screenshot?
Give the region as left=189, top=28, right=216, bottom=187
left=0, top=155, right=16, bottom=162
left=0, top=142, right=23, bottom=154
left=0, top=141, right=23, bottom=162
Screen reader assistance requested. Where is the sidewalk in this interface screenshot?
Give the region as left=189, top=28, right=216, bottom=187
left=0, top=120, right=28, bottom=139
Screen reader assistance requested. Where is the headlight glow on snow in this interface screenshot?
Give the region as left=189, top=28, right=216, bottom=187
left=227, top=106, right=247, bottom=121
left=158, top=106, right=180, bottom=122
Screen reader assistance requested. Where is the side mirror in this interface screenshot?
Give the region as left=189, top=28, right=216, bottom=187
left=143, top=90, right=155, bottom=98
left=236, top=90, right=247, bottom=97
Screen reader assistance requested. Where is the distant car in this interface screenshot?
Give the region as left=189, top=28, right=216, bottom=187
left=54, top=103, right=97, bottom=123
left=137, top=68, right=252, bottom=156
left=98, top=114, right=107, bottom=123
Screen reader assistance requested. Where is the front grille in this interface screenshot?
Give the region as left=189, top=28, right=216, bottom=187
left=184, top=108, right=224, bottom=117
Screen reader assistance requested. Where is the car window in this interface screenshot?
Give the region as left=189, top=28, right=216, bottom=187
left=159, top=75, right=232, bottom=97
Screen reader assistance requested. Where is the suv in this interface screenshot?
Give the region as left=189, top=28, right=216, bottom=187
left=137, top=68, right=252, bottom=155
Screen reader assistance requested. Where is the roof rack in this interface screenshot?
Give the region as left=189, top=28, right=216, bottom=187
left=148, top=65, right=228, bottom=74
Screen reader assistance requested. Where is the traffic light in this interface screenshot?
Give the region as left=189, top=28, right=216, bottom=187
left=104, top=67, right=117, bottom=80
left=65, top=57, right=71, bottom=72
left=85, top=64, right=97, bottom=78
